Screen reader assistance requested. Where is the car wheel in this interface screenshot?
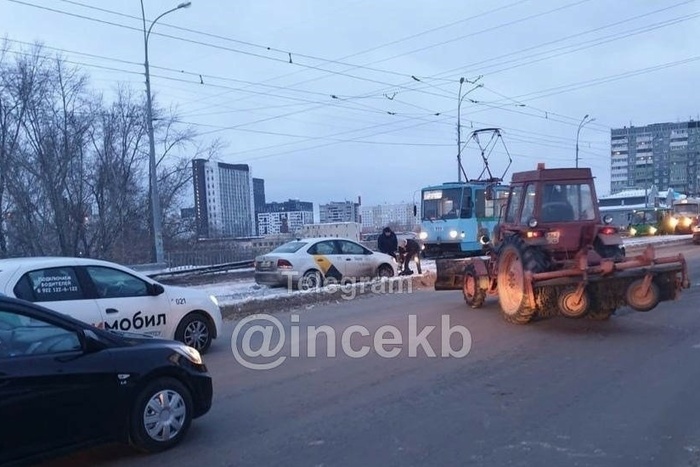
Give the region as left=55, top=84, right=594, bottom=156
left=129, top=377, right=193, bottom=453
left=299, top=270, right=323, bottom=290
left=175, top=313, right=213, bottom=353
left=377, top=264, right=394, bottom=278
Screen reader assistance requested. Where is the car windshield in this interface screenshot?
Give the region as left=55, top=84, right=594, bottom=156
left=271, top=241, right=307, bottom=253
left=540, top=182, right=596, bottom=222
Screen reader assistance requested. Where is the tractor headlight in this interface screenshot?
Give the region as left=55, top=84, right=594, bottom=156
left=527, top=218, right=538, bottom=228
left=603, top=215, right=613, bottom=225
left=419, top=231, right=428, bottom=240
left=449, top=230, right=458, bottom=239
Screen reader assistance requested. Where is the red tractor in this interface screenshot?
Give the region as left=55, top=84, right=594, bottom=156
left=434, top=163, right=690, bottom=323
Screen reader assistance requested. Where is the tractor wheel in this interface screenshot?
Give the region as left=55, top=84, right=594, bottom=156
left=594, top=238, right=625, bottom=263
left=626, top=278, right=660, bottom=312
left=463, top=263, right=486, bottom=308
left=557, top=287, right=590, bottom=319
left=496, top=236, right=549, bottom=324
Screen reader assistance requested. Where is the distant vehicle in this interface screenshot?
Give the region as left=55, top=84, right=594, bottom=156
left=0, top=295, right=212, bottom=465
left=0, top=257, right=223, bottom=352
left=627, top=207, right=673, bottom=237
left=254, top=237, right=397, bottom=289
left=416, top=128, right=512, bottom=259
left=669, top=198, right=700, bottom=233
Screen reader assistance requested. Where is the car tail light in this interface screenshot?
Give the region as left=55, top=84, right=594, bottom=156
left=277, top=259, right=293, bottom=269
left=600, top=226, right=617, bottom=235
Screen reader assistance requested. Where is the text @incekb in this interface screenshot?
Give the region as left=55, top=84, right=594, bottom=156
left=231, top=314, right=472, bottom=370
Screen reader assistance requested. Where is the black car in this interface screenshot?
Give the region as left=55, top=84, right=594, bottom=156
left=0, top=295, right=213, bottom=466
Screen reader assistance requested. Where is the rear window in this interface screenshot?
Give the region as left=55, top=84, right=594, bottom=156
left=271, top=241, right=307, bottom=253
left=17, top=267, right=84, bottom=302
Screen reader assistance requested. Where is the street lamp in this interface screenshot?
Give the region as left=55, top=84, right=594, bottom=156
left=576, top=114, right=595, bottom=168
left=140, top=1, right=191, bottom=264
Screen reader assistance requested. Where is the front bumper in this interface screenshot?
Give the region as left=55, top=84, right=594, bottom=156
left=188, top=373, right=213, bottom=419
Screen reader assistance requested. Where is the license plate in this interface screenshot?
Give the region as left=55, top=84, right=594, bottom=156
left=546, top=231, right=560, bottom=244
left=258, top=260, right=271, bottom=269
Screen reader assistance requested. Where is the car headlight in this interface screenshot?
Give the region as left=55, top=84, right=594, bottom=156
left=449, top=230, right=458, bottom=239
left=648, top=226, right=657, bottom=235
left=174, top=345, right=203, bottom=365
left=418, top=231, right=428, bottom=240
left=209, top=294, right=219, bottom=307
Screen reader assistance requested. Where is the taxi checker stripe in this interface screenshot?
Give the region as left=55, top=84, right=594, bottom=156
left=313, top=255, right=343, bottom=281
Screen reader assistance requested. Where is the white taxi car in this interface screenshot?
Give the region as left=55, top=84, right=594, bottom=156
left=0, top=257, right=222, bottom=352
left=255, top=237, right=397, bottom=289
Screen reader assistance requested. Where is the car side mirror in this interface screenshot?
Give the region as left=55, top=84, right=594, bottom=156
left=81, top=329, right=108, bottom=354
left=149, top=283, right=165, bottom=296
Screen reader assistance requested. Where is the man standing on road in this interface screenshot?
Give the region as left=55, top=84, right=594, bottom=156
left=378, top=226, right=398, bottom=256
left=398, top=238, right=422, bottom=275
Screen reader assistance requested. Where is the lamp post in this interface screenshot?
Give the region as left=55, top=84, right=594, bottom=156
left=576, top=114, right=595, bottom=168
left=140, top=0, right=191, bottom=264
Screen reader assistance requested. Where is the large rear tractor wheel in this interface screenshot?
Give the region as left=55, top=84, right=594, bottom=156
left=496, top=236, right=550, bottom=324
left=463, top=263, right=486, bottom=308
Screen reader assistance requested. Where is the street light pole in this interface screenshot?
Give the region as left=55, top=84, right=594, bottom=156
left=140, top=1, right=191, bottom=264
left=576, top=114, right=595, bottom=168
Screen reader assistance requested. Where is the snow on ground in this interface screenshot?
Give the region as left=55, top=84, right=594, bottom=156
left=185, top=235, right=693, bottom=306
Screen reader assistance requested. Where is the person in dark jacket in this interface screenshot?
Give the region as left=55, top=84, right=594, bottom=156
left=398, top=237, right=422, bottom=275
left=377, top=227, right=398, bottom=256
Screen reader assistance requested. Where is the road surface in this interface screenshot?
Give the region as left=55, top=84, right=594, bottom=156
left=41, top=244, right=700, bottom=467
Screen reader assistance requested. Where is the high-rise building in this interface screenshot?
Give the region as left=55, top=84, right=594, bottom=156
left=610, top=120, right=700, bottom=195
left=361, top=203, right=418, bottom=232
left=319, top=199, right=361, bottom=224
left=253, top=178, right=266, bottom=235
left=192, top=159, right=255, bottom=238
left=257, top=199, right=314, bottom=236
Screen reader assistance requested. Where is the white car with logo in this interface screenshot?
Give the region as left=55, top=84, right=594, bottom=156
left=255, top=237, right=397, bottom=289
left=0, top=257, right=223, bottom=352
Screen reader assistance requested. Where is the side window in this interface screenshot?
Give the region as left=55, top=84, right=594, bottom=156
left=85, top=267, right=149, bottom=299
left=21, top=267, right=84, bottom=303
left=308, top=241, right=338, bottom=255
left=505, top=186, right=523, bottom=224
left=520, top=184, right=537, bottom=224
left=475, top=189, right=486, bottom=218
left=461, top=188, right=473, bottom=219
left=339, top=241, right=365, bottom=255
left=0, top=309, right=81, bottom=358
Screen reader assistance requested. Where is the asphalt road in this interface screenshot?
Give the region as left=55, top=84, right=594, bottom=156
left=40, top=244, right=700, bottom=467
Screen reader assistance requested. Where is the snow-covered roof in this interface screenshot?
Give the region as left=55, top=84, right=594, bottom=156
left=599, top=189, right=650, bottom=200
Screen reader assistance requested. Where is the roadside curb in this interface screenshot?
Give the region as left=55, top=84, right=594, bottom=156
left=220, top=273, right=436, bottom=320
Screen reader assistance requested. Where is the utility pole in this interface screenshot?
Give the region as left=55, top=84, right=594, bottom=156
left=457, top=77, right=464, bottom=182
left=576, top=114, right=595, bottom=168
left=140, top=1, right=191, bottom=264
left=456, top=77, right=483, bottom=182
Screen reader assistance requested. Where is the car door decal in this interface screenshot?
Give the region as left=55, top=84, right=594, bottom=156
left=312, top=255, right=343, bottom=280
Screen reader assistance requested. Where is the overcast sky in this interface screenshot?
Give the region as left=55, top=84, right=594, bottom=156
left=2, top=0, right=700, bottom=207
